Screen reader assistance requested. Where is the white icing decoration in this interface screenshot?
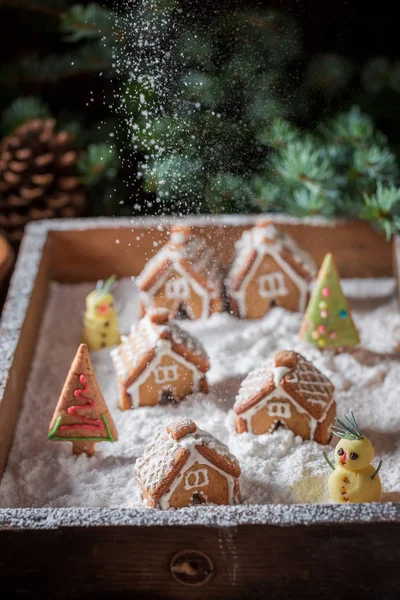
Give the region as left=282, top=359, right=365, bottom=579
left=158, top=448, right=238, bottom=510
left=268, top=401, right=291, bottom=419
left=170, top=230, right=189, bottom=245
left=137, top=234, right=223, bottom=319
left=235, top=354, right=334, bottom=440
left=227, top=223, right=316, bottom=318
left=154, top=364, right=179, bottom=384
left=165, top=277, right=190, bottom=300
left=126, top=348, right=202, bottom=408
left=273, top=366, right=290, bottom=387
left=239, top=387, right=319, bottom=440
left=135, top=425, right=240, bottom=510
left=258, top=271, right=288, bottom=299
left=112, top=312, right=208, bottom=408
left=184, top=468, right=209, bottom=490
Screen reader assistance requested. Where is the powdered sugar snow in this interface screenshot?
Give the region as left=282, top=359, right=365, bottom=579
left=0, top=277, right=399, bottom=508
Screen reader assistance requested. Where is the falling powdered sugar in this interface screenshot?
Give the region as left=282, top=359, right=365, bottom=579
left=0, top=277, right=399, bottom=508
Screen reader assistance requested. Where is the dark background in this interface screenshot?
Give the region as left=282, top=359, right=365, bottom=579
left=2, top=1, right=397, bottom=61
left=1, top=0, right=398, bottom=115
left=1, top=0, right=399, bottom=225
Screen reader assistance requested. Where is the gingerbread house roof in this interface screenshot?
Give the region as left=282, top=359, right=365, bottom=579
left=226, top=220, right=316, bottom=294
left=135, top=418, right=241, bottom=503
left=136, top=225, right=224, bottom=299
left=234, top=350, right=334, bottom=421
left=111, top=309, right=210, bottom=388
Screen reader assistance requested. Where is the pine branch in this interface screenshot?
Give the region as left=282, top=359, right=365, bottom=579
left=1, top=96, right=50, bottom=135
left=362, top=182, right=400, bottom=239
left=252, top=107, right=400, bottom=236
left=258, top=118, right=299, bottom=148
left=353, top=145, right=398, bottom=182
left=78, top=143, right=119, bottom=186
left=273, top=140, right=334, bottom=189
left=286, top=188, right=337, bottom=218
left=60, top=3, right=115, bottom=42
left=205, top=172, right=254, bottom=213
left=322, top=105, right=375, bottom=146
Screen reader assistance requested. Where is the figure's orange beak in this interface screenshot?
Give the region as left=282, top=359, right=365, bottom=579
left=98, top=303, right=108, bottom=314
left=341, top=452, right=347, bottom=465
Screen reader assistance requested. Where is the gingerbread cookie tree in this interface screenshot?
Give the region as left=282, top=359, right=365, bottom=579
left=299, top=253, right=360, bottom=349
left=48, top=344, right=118, bottom=456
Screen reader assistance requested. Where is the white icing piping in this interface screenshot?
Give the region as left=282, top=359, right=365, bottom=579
left=142, top=259, right=211, bottom=319
left=273, top=366, right=290, bottom=387
left=230, top=243, right=310, bottom=317
left=231, top=251, right=263, bottom=318
left=157, top=447, right=239, bottom=509
left=238, top=384, right=335, bottom=441
left=125, top=346, right=203, bottom=408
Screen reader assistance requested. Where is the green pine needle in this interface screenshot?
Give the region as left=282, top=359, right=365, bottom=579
left=78, top=143, right=119, bottom=186
left=371, top=460, right=383, bottom=480
left=96, top=275, right=116, bottom=295
left=332, top=411, right=365, bottom=440
left=258, top=118, right=298, bottom=148
left=1, top=97, right=51, bottom=136
left=60, top=4, right=114, bottom=42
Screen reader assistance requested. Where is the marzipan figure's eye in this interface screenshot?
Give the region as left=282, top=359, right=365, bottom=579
left=337, top=448, right=344, bottom=456
left=350, top=452, right=359, bottom=460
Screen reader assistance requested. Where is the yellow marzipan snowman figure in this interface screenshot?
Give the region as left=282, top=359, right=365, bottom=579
left=82, top=276, right=121, bottom=351
left=323, top=412, right=382, bottom=503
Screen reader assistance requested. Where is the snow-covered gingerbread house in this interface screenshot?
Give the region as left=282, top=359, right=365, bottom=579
left=234, top=350, right=336, bottom=444
left=226, top=220, right=316, bottom=319
left=111, top=309, right=209, bottom=410
left=136, top=224, right=224, bottom=320
left=135, top=418, right=241, bottom=509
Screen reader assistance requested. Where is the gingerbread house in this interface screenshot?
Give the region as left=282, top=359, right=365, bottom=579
left=226, top=220, right=316, bottom=319
left=234, top=350, right=336, bottom=444
left=136, top=225, right=224, bottom=320
left=111, top=309, right=209, bottom=410
left=135, top=418, right=241, bottom=509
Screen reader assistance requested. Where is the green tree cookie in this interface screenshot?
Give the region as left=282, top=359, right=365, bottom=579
left=300, top=253, right=360, bottom=348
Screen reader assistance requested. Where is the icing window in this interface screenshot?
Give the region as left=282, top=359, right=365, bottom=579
left=184, top=468, right=209, bottom=490
left=165, top=277, right=190, bottom=300
left=258, top=272, right=288, bottom=298
left=268, top=401, right=291, bottom=419
left=154, top=364, right=179, bottom=384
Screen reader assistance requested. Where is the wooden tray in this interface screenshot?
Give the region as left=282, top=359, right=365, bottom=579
left=0, top=233, right=13, bottom=303
left=0, top=216, right=399, bottom=600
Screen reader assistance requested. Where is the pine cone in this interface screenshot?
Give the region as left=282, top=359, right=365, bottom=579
left=0, top=118, right=86, bottom=243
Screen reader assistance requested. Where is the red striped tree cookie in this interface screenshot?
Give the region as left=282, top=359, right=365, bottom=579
left=48, top=344, right=118, bottom=456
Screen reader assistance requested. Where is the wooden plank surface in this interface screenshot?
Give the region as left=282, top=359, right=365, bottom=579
left=0, top=234, right=13, bottom=310
left=0, top=237, right=50, bottom=479
left=44, top=216, right=392, bottom=282
left=0, top=217, right=399, bottom=599
left=0, top=521, right=399, bottom=599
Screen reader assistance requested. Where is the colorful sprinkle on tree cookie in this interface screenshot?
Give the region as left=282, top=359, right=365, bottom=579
left=299, top=253, right=360, bottom=349
left=48, top=344, right=118, bottom=456
left=323, top=412, right=382, bottom=503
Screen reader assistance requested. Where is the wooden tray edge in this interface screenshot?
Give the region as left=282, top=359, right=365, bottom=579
left=0, top=503, right=399, bottom=530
